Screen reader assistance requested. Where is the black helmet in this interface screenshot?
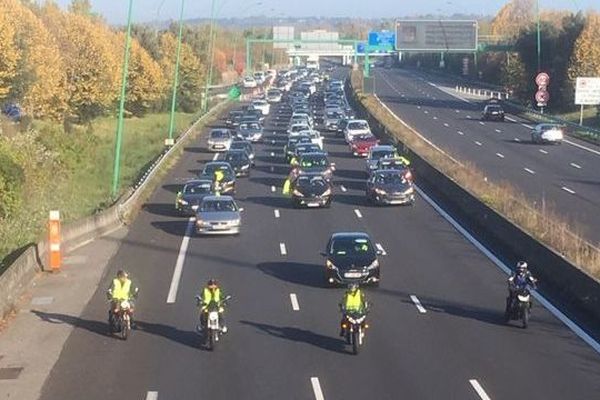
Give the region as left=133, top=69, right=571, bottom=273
left=117, top=270, right=128, bottom=278
left=348, top=283, right=359, bottom=292
left=207, top=279, right=218, bottom=287
left=516, top=261, right=528, bottom=272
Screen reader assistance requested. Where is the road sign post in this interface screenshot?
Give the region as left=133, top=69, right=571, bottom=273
left=535, top=72, right=550, bottom=113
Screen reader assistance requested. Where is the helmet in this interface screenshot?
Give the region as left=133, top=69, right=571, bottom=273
left=516, top=261, right=528, bottom=272
left=117, top=270, right=128, bottom=279
left=207, top=279, right=218, bottom=287
left=348, top=283, right=359, bottom=292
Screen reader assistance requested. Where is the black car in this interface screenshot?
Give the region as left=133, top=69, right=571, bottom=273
left=230, top=139, right=255, bottom=165
left=285, top=135, right=313, bottom=163
left=321, top=232, right=382, bottom=286
left=223, top=150, right=252, bottom=177
left=176, top=179, right=213, bottom=215
left=291, top=173, right=333, bottom=208
left=366, top=169, right=415, bottom=206
left=226, top=110, right=244, bottom=127
left=244, top=109, right=265, bottom=123
left=293, top=143, right=322, bottom=159
left=481, top=103, right=505, bottom=121
left=199, top=162, right=236, bottom=194
left=291, top=152, right=335, bottom=181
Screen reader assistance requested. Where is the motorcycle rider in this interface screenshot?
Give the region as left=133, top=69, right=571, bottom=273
left=107, top=270, right=138, bottom=328
left=212, top=169, right=225, bottom=196
left=339, top=283, right=368, bottom=336
left=197, top=279, right=228, bottom=333
left=506, top=261, right=537, bottom=312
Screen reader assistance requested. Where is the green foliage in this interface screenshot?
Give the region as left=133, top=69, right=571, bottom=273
left=0, top=149, right=24, bottom=218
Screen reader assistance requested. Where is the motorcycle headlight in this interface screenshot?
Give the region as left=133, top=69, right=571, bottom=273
left=293, top=189, right=304, bottom=197
left=326, top=260, right=337, bottom=270
left=367, top=259, right=379, bottom=270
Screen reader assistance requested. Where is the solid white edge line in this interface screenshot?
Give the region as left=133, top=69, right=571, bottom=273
left=524, top=168, right=536, bottom=175
left=506, top=116, right=517, bottom=122
left=354, top=209, right=363, bottom=218
left=521, top=123, right=534, bottom=129
left=146, top=392, right=158, bottom=400
left=414, top=185, right=600, bottom=354
left=563, top=139, right=600, bottom=156
left=561, top=186, right=576, bottom=195
left=279, top=242, right=287, bottom=256
left=274, top=209, right=280, bottom=218
left=290, top=293, right=300, bottom=311
left=212, top=153, right=219, bottom=161
left=410, top=295, right=427, bottom=314
left=310, top=377, right=325, bottom=400
left=495, top=153, right=505, bottom=159
left=469, top=379, right=491, bottom=400
left=166, top=217, right=194, bottom=304
left=375, top=243, right=387, bottom=256
left=570, top=162, right=582, bottom=169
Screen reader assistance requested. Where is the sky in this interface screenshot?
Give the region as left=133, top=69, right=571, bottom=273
left=55, top=0, right=598, bottom=25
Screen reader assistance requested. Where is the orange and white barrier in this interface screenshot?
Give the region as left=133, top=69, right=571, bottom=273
left=48, top=210, right=61, bottom=271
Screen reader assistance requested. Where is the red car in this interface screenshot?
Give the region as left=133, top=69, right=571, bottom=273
left=349, top=134, right=379, bottom=157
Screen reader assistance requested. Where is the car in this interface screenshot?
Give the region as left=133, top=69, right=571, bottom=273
left=299, top=129, right=324, bottom=150
left=482, top=104, right=505, bottom=121
left=244, top=109, right=265, bottom=123
left=226, top=110, right=244, bottom=127
left=290, top=115, right=313, bottom=128
left=175, top=179, right=214, bottom=215
left=324, top=110, right=345, bottom=131
left=349, top=134, right=379, bottom=157
left=285, top=135, right=313, bottom=162
left=288, top=123, right=312, bottom=137
left=243, top=76, right=257, bottom=88
left=344, top=120, right=371, bottom=143
left=291, top=112, right=314, bottom=126
left=290, top=152, right=335, bottom=181
left=267, top=89, right=283, bottom=103
left=230, top=139, right=255, bottom=164
left=199, top=162, right=236, bottom=194
left=366, top=145, right=399, bottom=173
left=293, top=143, right=322, bottom=159
left=366, top=169, right=415, bottom=206
left=195, top=196, right=242, bottom=235
left=236, top=122, right=263, bottom=143
left=251, top=99, right=270, bottom=115
left=207, top=129, right=233, bottom=152
left=531, top=123, right=564, bottom=144
left=336, top=117, right=353, bottom=137
left=224, top=150, right=252, bottom=177
left=291, top=173, right=333, bottom=208
left=374, top=158, right=412, bottom=177
left=321, top=232, right=382, bottom=286
left=253, top=71, right=266, bottom=85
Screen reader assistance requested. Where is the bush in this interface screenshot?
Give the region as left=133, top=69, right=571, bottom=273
left=0, top=150, right=24, bottom=218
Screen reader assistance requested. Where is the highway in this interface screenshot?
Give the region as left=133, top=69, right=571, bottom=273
left=37, top=70, right=600, bottom=399
left=373, top=68, right=600, bottom=244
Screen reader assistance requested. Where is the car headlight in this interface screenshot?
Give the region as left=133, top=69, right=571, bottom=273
left=241, top=165, right=250, bottom=170
left=367, top=259, right=379, bottom=270
left=293, top=189, right=304, bottom=197
left=322, top=188, right=332, bottom=197
left=375, top=188, right=386, bottom=195
left=179, top=199, right=189, bottom=205
left=404, top=187, right=414, bottom=195
left=326, top=260, right=338, bottom=270
left=231, top=219, right=241, bottom=226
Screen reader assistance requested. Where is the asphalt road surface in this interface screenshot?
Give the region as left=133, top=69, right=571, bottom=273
left=38, top=71, right=600, bottom=400
left=373, top=68, right=600, bottom=245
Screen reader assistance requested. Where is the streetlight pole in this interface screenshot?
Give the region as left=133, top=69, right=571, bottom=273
left=111, top=0, right=134, bottom=198
left=536, top=0, right=541, bottom=72
left=166, top=0, right=186, bottom=146
left=202, top=0, right=218, bottom=113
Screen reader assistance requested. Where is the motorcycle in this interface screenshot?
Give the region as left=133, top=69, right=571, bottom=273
left=196, top=295, right=232, bottom=351
left=108, top=288, right=138, bottom=340
left=341, top=310, right=369, bottom=355
left=504, top=286, right=532, bottom=328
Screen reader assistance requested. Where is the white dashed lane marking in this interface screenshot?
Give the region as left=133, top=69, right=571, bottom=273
left=475, top=141, right=483, bottom=146
left=274, top=209, right=280, bottom=218
left=279, top=243, right=287, bottom=255
left=561, top=186, right=576, bottom=195
left=340, top=185, right=347, bottom=192
left=271, top=186, right=276, bottom=192
left=539, top=149, right=548, bottom=154
left=469, top=380, right=492, bottom=400
left=457, top=131, right=464, bottom=135
left=146, top=392, right=158, bottom=400
left=311, top=377, right=325, bottom=400
left=375, top=243, right=387, bottom=255
left=410, top=295, right=427, bottom=314
left=570, top=163, right=582, bottom=169
left=354, top=209, right=363, bottom=219
left=290, top=293, right=300, bottom=311
left=524, top=168, right=536, bottom=175
left=496, top=153, right=505, bottom=159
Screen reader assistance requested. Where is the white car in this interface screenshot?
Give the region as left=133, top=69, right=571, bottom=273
left=243, top=76, right=257, bottom=88
left=299, top=129, right=324, bottom=150
left=251, top=100, right=270, bottom=115
left=292, top=112, right=313, bottom=126
left=207, top=129, right=233, bottom=152
left=288, top=123, right=312, bottom=137
left=266, top=89, right=282, bottom=103
left=344, top=120, right=371, bottom=143
left=531, top=124, right=564, bottom=144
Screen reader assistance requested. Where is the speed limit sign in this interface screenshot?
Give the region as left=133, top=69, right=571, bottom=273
left=536, top=72, right=550, bottom=87
left=535, top=89, right=550, bottom=104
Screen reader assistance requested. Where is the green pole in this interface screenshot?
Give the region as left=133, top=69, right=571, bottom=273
left=111, top=0, right=134, bottom=198
left=364, top=47, right=370, bottom=78
left=536, top=0, right=541, bottom=72
left=167, top=0, right=185, bottom=144
left=202, top=0, right=217, bottom=113
left=246, top=38, right=252, bottom=75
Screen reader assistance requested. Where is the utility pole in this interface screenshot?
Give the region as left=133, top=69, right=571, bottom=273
left=202, top=0, right=218, bottom=113
left=111, top=0, right=134, bottom=198
left=166, top=0, right=186, bottom=147
left=536, top=0, right=541, bottom=72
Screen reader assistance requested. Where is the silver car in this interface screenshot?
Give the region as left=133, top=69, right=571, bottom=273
left=531, top=124, right=564, bottom=144
left=195, top=196, right=242, bottom=235
left=207, top=129, right=233, bottom=152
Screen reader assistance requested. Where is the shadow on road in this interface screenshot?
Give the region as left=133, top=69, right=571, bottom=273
left=258, top=261, right=325, bottom=288
left=142, top=203, right=181, bottom=218
left=240, top=320, right=348, bottom=354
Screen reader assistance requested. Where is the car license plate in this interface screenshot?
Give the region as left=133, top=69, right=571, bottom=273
left=307, top=202, right=320, bottom=208
left=344, top=272, right=363, bottom=278
left=192, top=205, right=199, bottom=211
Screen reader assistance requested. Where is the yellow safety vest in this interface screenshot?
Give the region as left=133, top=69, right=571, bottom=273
left=112, top=278, right=132, bottom=301
left=203, top=287, right=221, bottom=305
left=214, top=170, right=225, bottom=182
left=345, top=290, right=363, bottom=311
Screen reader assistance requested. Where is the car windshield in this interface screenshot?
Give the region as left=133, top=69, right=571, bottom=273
left=348, top=121, right=368, bottom=130
left=301, top=155, right=328, bottom=167
left=291, top=125, right=309, bottom=133
left=355, top=134, right=375, bottom=142
left=201, top=200, right=237, bottom=212
left=211, top=130, right=230, bottom=139
left=231, top=142, right=250, bottom=150
left=203, top=164, right=232, bottom=176
left=487, top=105, right=502, bottom=112
left=297, top=176, right=327, bottom=187
left=375, top=172, right=407, bottom=185
left=184, top=182, right=212, bottom=194
left=327, top=112, right=342, bottom=118
left=371, top=150, right=396, bottom=160
left=330, top=237, right=374, bottom=257
left=225, top=153, right=247, bottom=163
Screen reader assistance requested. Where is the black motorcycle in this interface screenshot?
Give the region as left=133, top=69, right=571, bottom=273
left=341, top=310, right=369, bottom=355
left=504, top=286, right=532, bottom=329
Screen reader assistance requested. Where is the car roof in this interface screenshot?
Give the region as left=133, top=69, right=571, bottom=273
left=184, top=179, right=212, bottom=185
left=202, top=195, right=235, bottom=202
left=204, top=161, right=231, bottom=167
left=331, top=232, right=371, bottom=240
left=371, top=145, right=395, bottom=151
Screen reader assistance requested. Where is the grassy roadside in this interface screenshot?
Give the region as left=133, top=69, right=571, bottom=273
left=0, top=110, right=203, bottom=271
left=351, top=71, right=600, bottom=279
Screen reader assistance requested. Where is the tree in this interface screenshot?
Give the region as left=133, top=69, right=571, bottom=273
left=69, top=0, right=92, bottom=15
left=569, top=12, right=600, bottom=79
left=491, top=0, right=535, bottom=37
left=0, top=10, right=20, bottom=100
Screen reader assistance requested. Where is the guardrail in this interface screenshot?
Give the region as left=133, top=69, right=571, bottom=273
left=0, top=100, right=230, bottom=319
left=455, top=85, right=509, bottom=100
